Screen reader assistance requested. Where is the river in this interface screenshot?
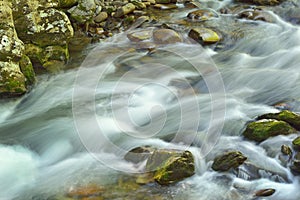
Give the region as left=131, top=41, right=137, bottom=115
left=1, top=1, right=300, bottom=199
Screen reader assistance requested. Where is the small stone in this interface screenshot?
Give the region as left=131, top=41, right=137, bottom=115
left=235, top=0, right=284, bottom=6
left=114, top=3, right=136, bottom=18
left=243, top=119, right=296, bottom=142
left=153, top=4, right=178, bottom=10
left=188, top=28, right=220, bottom=44
left=127, top=30, right=152, bottom=42
left=281, top=144, right=292, bottom=156
left=131, top=0, right=147, bottom=9
left=255, top=189, right=276, bottom=197
left=94, top=12, right=108, bottom=23
left=155, top=0, right=177, bottom=3
left=153, top=29, right=182, bottom=44
left=187, top=9, right=218, bottom=21
left=212, top=151, right=247, bottom=172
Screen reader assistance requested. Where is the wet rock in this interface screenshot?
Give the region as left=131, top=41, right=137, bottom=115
left=237, top=8, right=275, bottom=23
left=188, top=28, right=220, bottom=45
left=257, top=110, right=300, bottom=131
left=255, top=188, right=276, bottom=197
left=212, top=151, right=247, bottom=172
left=243, top=119, right=296, bottom=142
left=94, top=12, right=108, bottom=23
left=281, top=144, right=292, bottom=156
left=156, top=0, right=177, bottom=3
left=67, top=184, right=104, bottom=198
left=124, top=146, right=156, bottom=164
left=146, top=149, right=195, bottom=185
left=187, top=9, right=218, bottom=21
left=290, top=152, right=300, bottom=173
left=153, top=4, right=178, bottom=10
left=292, top=136, right=300, bottom=149
left=114, top=3, right=136, bottom=18
left=153, top=29, right=182, bottom=44
left=68, top=0, right=96, bottom=24
left=127, top=30, right=152, bottom=42
left=15, top=8, right=74, bottom=47
left=235, top=0, right=285, bottom=6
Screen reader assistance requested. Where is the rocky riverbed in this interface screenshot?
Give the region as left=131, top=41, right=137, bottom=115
left=1, top=0, right=300, bottom=199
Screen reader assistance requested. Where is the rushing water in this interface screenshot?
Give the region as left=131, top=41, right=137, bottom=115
left=1, top=2, right=300, bottom=200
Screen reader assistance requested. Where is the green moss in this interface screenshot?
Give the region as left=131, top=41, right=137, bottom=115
left=146, top=150, right=195, bottom=185
left=0, top=62, right=26, bottom=96
left=212, top=151, right=247, bottom=172
left=19, top=55, right=36, bottom=86
left=258, top=110, right=300, bottom=130
left=243, top=119, right=296, bottom=142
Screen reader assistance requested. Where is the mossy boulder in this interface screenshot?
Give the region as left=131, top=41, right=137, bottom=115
left=25, top=43, right=69, bottom=72
left=14, top=8, right=74, bottom=47
left=212, top=151, right=247, bottom=172
left=0, top=61, right=26, bottom=96
left=146, top=149, right=195, bottom=185
left=243, top=119, right=296, bottom=142
left=258, top=110, right=300, bottom=131
left=292, top=136, right=300, bottom=149
left=0, top=1, right=24, bottom=62
left=68, top=0, right=96, bottom=23
left=19, top=55, right=36, bottom=86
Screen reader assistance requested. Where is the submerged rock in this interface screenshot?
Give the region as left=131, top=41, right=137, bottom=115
left=257, top=110, right=300, bottom=131
left=146, top=149, right=195, bottom=185
left=127, top=30, right=152, bottom=42
left=153, top=29, right=182, bottom=44
left=243, top=119, right=296, bottom=142
left=124, top=146, right=156, bottom=164
left=255, top=188, right=276, bottom=197
left=188, top=28, right=220, bottom=45
left=235, top=0, right=285, bottom=6
left=212, top=151, right=247, bottom=172
left=187, top=9, right=218, bottom=21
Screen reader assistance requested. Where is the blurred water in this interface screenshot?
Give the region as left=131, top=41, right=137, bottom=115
left=1, top=3, right=300, bottom=200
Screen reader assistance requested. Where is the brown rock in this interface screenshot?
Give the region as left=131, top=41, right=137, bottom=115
left=153, top=29, right=182, bottom=44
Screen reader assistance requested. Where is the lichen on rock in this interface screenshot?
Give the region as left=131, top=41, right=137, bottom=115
left=243, top=119, right=296, bottom=142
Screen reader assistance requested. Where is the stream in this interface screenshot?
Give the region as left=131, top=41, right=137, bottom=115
left=1, top=1, right=300, bottom=199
